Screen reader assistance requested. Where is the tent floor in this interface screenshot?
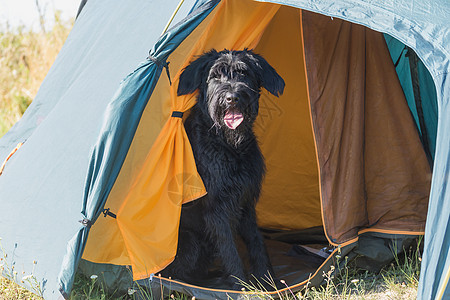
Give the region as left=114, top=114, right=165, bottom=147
left=185, top=227, right=329, bottom=289
left=188, top=239, right=329, bottom=290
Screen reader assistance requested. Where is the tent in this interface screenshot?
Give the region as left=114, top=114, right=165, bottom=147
left=0, top=0, right=448, bottom=299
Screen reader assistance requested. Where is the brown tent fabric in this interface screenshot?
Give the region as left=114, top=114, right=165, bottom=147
left=302, top=11, right=431, bottom=244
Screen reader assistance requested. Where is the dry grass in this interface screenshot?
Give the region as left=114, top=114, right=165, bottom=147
left=1, top=238, right=43, bottom=300
left=0, top=11, right=72, bottom=138
left=0, top=277, right=43, bottom=300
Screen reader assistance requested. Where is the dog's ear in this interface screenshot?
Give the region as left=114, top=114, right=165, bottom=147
left=248, top=52, right=285, bottom=97
left=177, top=50, right=220, bottom=96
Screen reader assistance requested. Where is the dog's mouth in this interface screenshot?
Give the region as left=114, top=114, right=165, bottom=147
left=223, top=109, right=244, bottom=130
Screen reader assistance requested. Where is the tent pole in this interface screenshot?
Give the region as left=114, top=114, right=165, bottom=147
left=162, top=0, right=186, bottom=35
left=76, top=0, right=88, bottom=19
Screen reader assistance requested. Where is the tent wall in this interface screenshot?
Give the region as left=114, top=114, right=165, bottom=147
left=418, top=75, right=450, bottom=300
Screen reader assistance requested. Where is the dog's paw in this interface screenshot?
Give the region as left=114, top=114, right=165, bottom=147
left=224, top=275, right=247, bottom=291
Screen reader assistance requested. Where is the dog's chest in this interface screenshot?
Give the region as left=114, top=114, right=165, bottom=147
left=195, top=138, right=263, bottom=188
left=185, top=110, right=265, bottom=204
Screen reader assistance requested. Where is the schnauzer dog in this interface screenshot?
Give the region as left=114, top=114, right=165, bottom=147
left=162, top=49, right=285, bottom=290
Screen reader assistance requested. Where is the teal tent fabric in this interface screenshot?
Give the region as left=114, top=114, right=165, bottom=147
left=418, top=78, right=450, bottom=300
left=384, top=34, right=438, bottom=161
left=1, top=0, right=449, bottom=299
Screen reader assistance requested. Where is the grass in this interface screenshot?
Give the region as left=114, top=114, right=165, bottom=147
left=0, top=277, right=43, bottom=300
left=233, top=240, right=422, bottom=300
left=300, top=244, right=421, bottom=300
left=1, top=236, right=422, bottom=299
left=67, top=240, right=422, bottom=299
left=0, top=238, right=43, bottom=300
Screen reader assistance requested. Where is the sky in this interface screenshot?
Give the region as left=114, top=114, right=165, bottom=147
left=0, top=0, right=80, bottom=31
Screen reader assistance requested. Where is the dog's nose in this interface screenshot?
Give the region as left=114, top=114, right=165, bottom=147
left=225, top=92, right=239, bottom=104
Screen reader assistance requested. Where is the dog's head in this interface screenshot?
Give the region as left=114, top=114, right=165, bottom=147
left=178, top=49, right=284, bottom=145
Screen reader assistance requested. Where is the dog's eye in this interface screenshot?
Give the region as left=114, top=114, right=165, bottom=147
left=208, top=73, right=225, bottom=82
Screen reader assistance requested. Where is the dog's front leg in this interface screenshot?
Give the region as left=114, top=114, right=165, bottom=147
left=203, top=209, right=246, bottom=289
left=238, top=202, right=278, bottom=290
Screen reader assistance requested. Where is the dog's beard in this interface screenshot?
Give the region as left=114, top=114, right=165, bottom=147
left=223, top=122, right=247, bottom=148
left=206, top=92, right=254, bottom=148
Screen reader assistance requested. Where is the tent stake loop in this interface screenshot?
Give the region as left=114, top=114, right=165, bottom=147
left=148, top=55, right=172, bottom=86
left=102, top=208, right=117, bottom=219
left=79, top=218, right=92, bottom=228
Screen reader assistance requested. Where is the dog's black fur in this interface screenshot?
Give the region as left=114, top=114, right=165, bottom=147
left=162, top=49, right=285, bottom=289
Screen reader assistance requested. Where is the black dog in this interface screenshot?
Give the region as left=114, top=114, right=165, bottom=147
left=162, top=49, right=285, bottom=290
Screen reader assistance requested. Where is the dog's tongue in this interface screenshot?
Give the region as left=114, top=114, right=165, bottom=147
left=224, top=110, right=244, bottom=130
